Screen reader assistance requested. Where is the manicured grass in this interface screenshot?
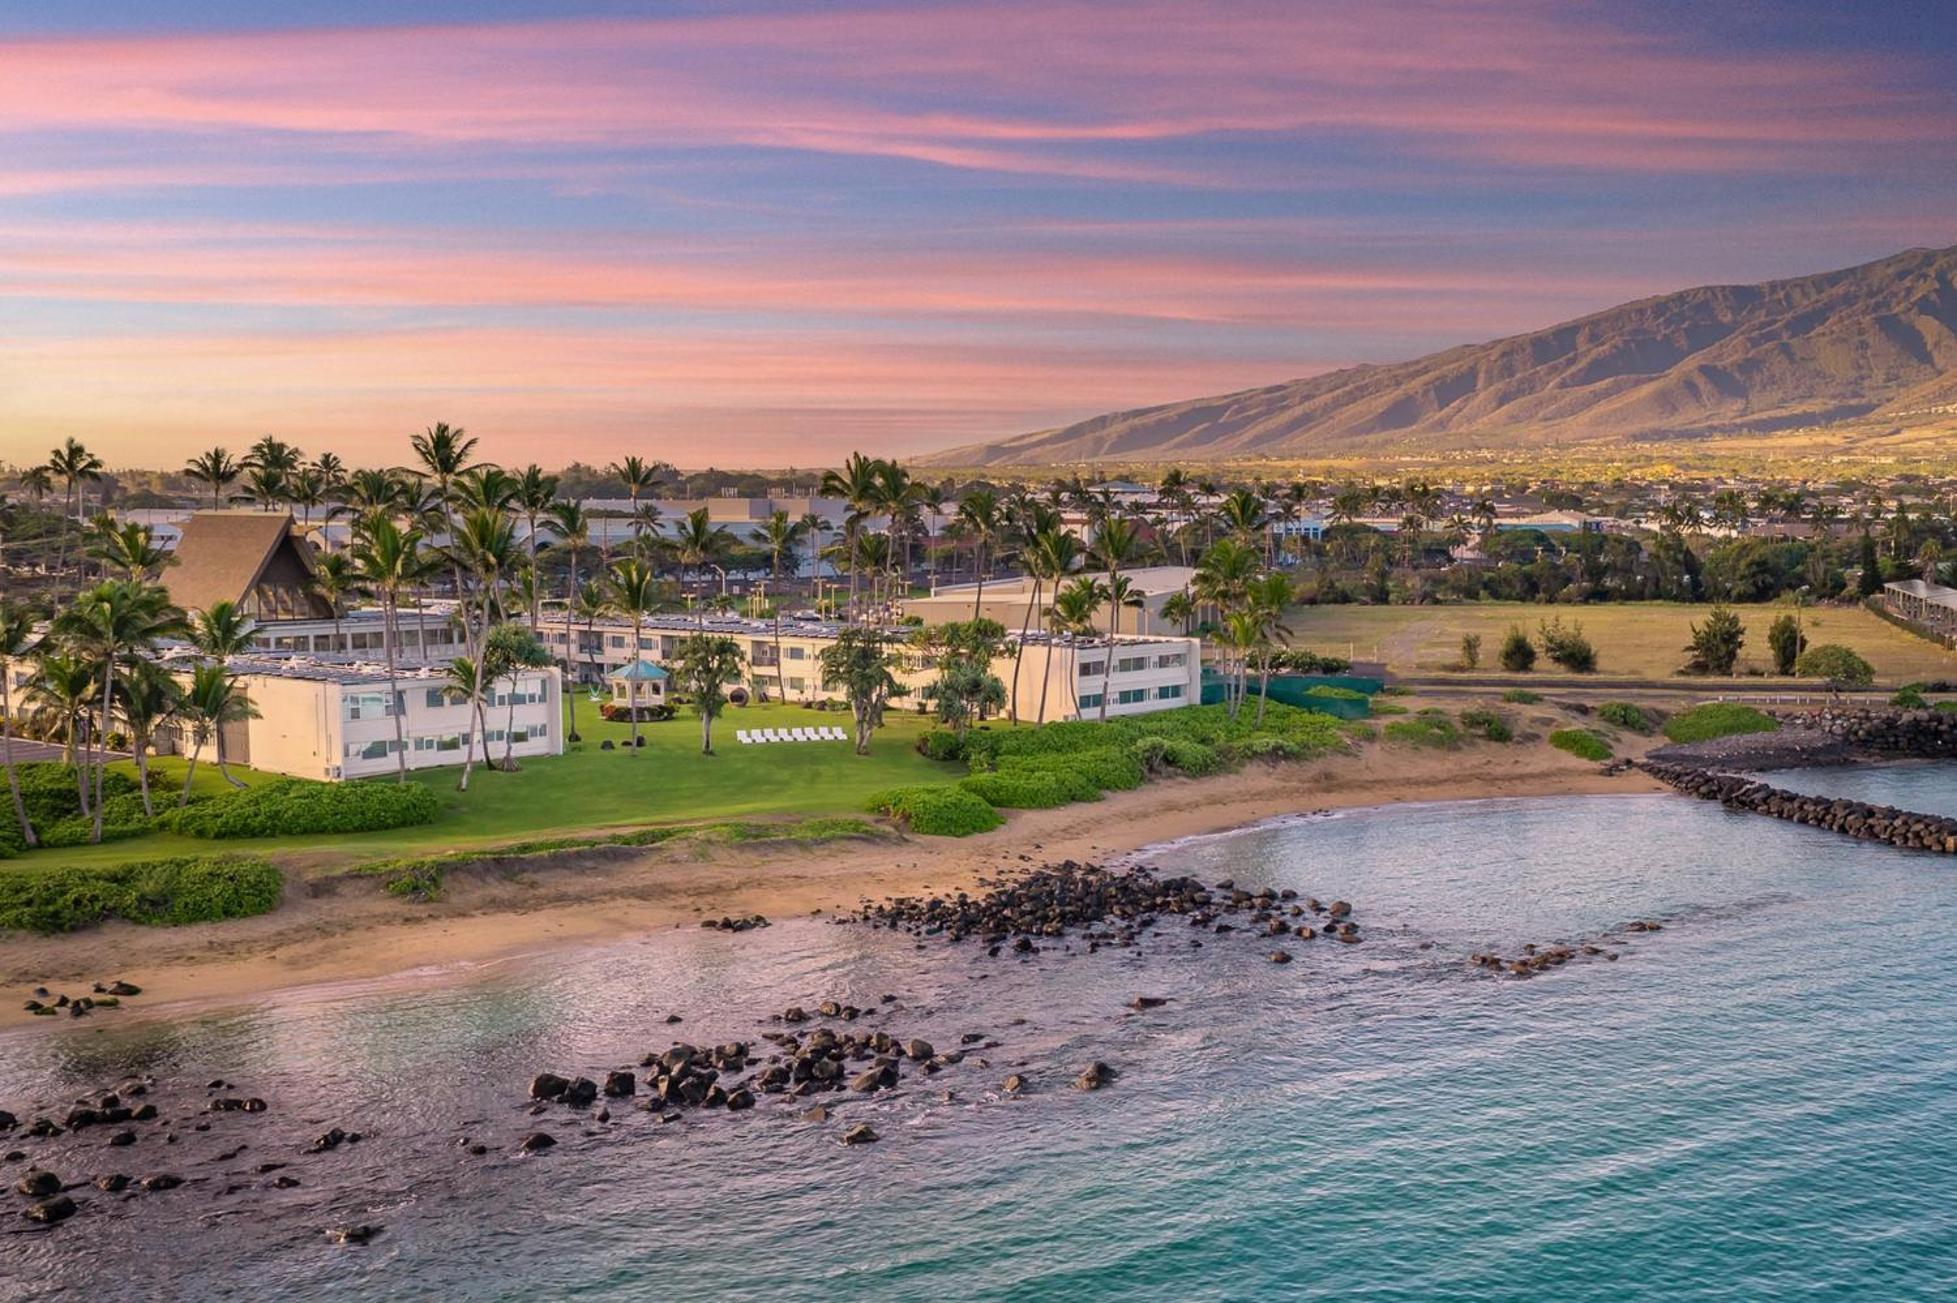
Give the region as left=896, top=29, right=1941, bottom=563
left=1660, top=703, right=1781, bottom=745
left=20, top=701, right=959, bottom=872
left=1287, top=602, right=1954, bottom=682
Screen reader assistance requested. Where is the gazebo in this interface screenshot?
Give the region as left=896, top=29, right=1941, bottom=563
left=606, top=659, right=670, bottom=714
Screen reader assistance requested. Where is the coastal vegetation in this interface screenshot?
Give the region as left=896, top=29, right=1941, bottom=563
left=0, top=854, right=281, bottom=934
left=1660, top=703, right=1781, bottom=744
left=1549, top=728, right=1613, bottom=761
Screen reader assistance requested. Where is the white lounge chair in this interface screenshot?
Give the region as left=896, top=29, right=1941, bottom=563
left=737, top=730, right=752, bottom=744
left=762, top=729, right=782, bottom=743
left=793, top=727, right=813, bottom=742
left=825, top=726, right=845, bottom=741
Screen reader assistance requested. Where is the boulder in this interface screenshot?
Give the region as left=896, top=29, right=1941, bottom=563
left=22, top=1196, right=76, bottom=1225
left=840, top=1124, right=879, bottom=1146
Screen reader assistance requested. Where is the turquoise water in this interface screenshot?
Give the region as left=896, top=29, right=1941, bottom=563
left=5, top=783, right=1957, bottom=1300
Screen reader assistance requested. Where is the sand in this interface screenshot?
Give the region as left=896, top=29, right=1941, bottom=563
left=1, top=743, right=1663, bottom=1029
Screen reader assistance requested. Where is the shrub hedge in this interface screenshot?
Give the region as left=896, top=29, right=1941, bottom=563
left=863, top=785, right=1003, bottom=836
left=1458, top=708, right=1513, bottom=743
left=0, top=855, right=283, bottom=934
left=158, top=778, right=442, bottom=840
left=959, top=770, right=1079, bottom=809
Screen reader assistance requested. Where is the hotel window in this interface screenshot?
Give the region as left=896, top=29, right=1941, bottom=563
left=1156, top=684, right=1184, bottom=701
left=609, top=634, right=626, bottom=649
left=343, top=692, right=396, bottom=721
left=1117, top=688, right=1149, bottom=705
left=787, top=677, right=806, bottom=692
left=788, top=646, right=807, bottom=660
left=424, top=688, right=449, bottom=709
left=1116, top=656, right=1148, bottom=674
left=1077, top=692, right=1104, bottom=709
left=1077, top=660, right=1105, bottom=678
left=346, top=738, right=400, bottom=760
left=1156, top=653, right=1187, bottom=669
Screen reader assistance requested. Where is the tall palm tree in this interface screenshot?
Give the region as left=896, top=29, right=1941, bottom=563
left=179, top=661, right=257, bottom=801
left=0, top=603, right=39, bottom=846
left=1243, top=571, right=1296, bottom=725
left=819, top=452, right=884, bottom=620
left=1013, top=526, right=1077, bottom=723
left=115, top=659, right=180, bottom=817
left=754, top=510, right=803, bottom=702
left=310, top=550, right=362, bottom=651
left=609, top=456, right=665, bottom=542
left=286, top=467, right=327, bottom=526
left=1089, top=513, right=1145, bottom=722
left=445, top=507, right=521, bottom=792
left=55, top=579, right=187, bottom=839
left=956, top=488, right=1006, bottom=621
left=604, top=556, right=662, bottom=755
left=670, top=507, right=734, bottom=624
left=350, top=518, right=425, bottom=781
left=335, top=468, right=410, bottom=520
left=184, top=447, right=241, bottom=509
left=232, top=464, right=287, bottom=511
left=22, top=652, right=95, bottom=777
left=1047, top=576, right=1105, bottom=722
left=45, top=437, right=103, bottom=591
left=512, top=465, right=560, bottom=628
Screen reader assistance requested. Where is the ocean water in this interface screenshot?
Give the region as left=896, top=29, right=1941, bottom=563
left=4, top=781, right=1957, bottom=1300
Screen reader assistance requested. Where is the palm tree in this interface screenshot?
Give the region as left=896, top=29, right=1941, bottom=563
left=754, top=510, right=803, bottom=702
left=572, top=578, right=609, bottom=726
left=446, top=507, right=522, bottom=792
left=1243, top=571, right=1296, bottom=725
left=184, top=448, right=241, bottom=509
left=55, top=579, right=187, bottom=839
left=0, top=603, right=39, bottom=847
left=1012, top=526, right=1077, bottom=723
left=485, top=624, right=552, bottom=771
left=547, top=499, right=592, bottom=734
left=22, top=652, right=95, bottom=776
left=115, top=659, right=181, bottom=817
left=512, top=465, right=560, bottom=628
left=87, top=519, right=170, bottom=579
left=955, top=488, right=1007, bottom=622
left=672, top=634, right=743, bottom=755
left=1088, top=513, right=1145, bottom=722
left=819, top=452, right=884, bottom=620
left=1221, top=487, right=1270, bottom=564
left=335, top=468, right=410, bottom=520
left=609, top=456, right=665, bottom=540
left=350, top=518, right=424, bottom=781
left=286, top=467, right=328, bottom=527
left=1047, top=576, right=1105, bottom=722
left=1160, top=589, right=1197, bottom=636
left=179, top=661, right=257, bottom=802
left=670, top=507, right=734, bottom=623
left=45, top=437, right=103, bottom=590
left=604, top=557, right=662, bottom=755
left=309, top=550, right=361, bottom=651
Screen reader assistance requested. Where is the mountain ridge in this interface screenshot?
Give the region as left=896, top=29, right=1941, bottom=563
left=923, top=244, right=1957, bottom=466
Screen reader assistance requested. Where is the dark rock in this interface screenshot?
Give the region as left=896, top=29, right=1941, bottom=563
left=95, top=1173, right=129, bottom=1192
left=139, top=1173, right=183, bottom=1191
left=326, top=1224, right=382, bottom=1245
left=602, top=1071, right=636, bottom=1098
left=15, top=1169, right=60, bottom=1197
left=108, top=1130, right=136, bottom=1147
left=22, top=1195, right=76, bottom=1224
left=517, top=1132, right=556, bottom=1152
left=840, top=1123, right=878, bottom=1146
left=562, top=1078, right=598, bottom=1107
left=528, top=1073, right=570, bottom=1102
left=1074, top=1061, right=1117, bottom=1091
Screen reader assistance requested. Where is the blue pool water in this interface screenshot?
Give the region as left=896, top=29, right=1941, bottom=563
left=4, top=783, right=1957, bottom=1300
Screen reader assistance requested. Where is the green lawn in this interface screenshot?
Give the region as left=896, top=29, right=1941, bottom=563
left=20, top=700, right=959, bottom=872
left=1286, top=602, right=1957, bottom=683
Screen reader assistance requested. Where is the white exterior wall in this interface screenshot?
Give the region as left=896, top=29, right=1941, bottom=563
left=328, top=669, right=564, bottom=780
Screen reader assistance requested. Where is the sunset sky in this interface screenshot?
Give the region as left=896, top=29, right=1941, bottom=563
left=3, top=0, right=1955, bottom=470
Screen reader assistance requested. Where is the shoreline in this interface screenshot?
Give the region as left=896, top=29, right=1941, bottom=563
left=1, top=745, right=1664, bottom=1030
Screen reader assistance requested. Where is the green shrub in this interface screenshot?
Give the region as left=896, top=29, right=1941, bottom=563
left=158, top=778, right=442, bottom=839
left=1303, top=684, right=1367, bottom=701
left=1369, top=701, right=1409, bottom=715
left=863, top=786, right=1003, bottom=837
left=999, top=747, right=1145, bottom=792
left=1794, top=644, right=1875, bottom=689
left=916, top=729, right=968, bottom=762
left=1661, top=703, right=1780, bottom=744
left=1597, top=702, right=1650, bottom=733
left=960, top=771, right=1079, bottom=809
left=1458, top=708, right=1513, bottom=743
left=1538, top=617, right=1597, bottom=672
left=1498, top=626, right=1536, bottom=672
left=1501, top=689, right=1542, bottom=704
left=1162, top=738, right=1222, bottom=775
left=1384, top=714, right=1460, bottom=748
left=1549, top=728, right=1612, bottom=762
left=15, top=763, right=140, bottom=834
left=1891, top=686, right=1928, bottom=709
left=1937, top=701, right=1957, bottom=715
left=0, top=856, right=282, bottom=934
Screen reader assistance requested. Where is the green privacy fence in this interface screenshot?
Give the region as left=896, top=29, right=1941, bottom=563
left=1199, top=671, right=1384, bottom=719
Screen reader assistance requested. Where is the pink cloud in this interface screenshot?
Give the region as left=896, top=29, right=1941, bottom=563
left=0, top=1, right=1947, bottom=193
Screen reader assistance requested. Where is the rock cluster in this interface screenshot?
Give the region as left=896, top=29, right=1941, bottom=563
left=851, top=862, right=1359, bottom=952
left=1642, top=761, right=1957, bottom=854
left=1788, top=707, right=1957, bottom=755
left=701, top=915, right=770, bottom=932
left=20, top=980, right=141, bottom=1019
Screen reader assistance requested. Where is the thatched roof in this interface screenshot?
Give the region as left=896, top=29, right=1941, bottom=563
left=165, top=510, right=331, bottom=619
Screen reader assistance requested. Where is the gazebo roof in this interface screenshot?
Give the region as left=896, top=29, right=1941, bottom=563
left=608, top=658, right=669, bottom=681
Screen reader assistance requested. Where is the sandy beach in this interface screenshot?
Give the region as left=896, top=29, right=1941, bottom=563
left=0, top=744, right=1661, bottom=1029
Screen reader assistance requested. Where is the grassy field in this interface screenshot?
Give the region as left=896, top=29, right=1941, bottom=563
left=1286, top=602, right=1957, bottom=682
left=19, top=701, right=958, bottom=872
